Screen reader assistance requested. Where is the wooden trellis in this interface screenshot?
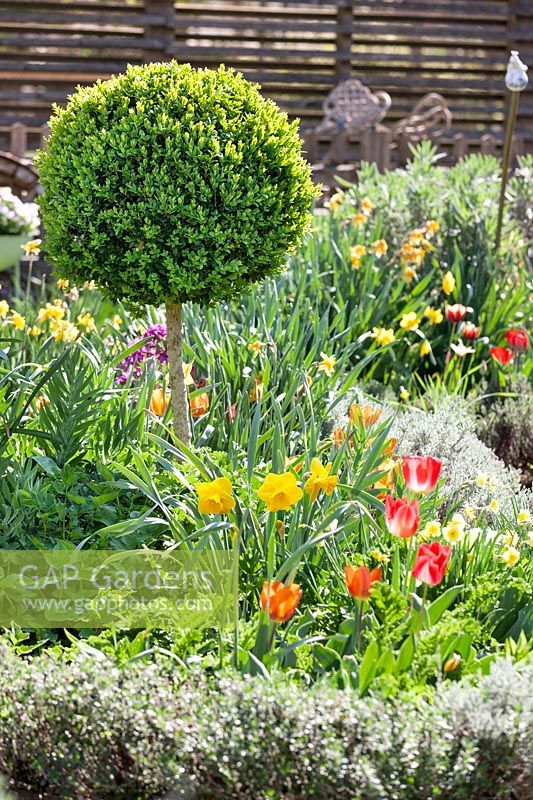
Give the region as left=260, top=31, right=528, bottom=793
left=0, top=0, right=532, bottom=162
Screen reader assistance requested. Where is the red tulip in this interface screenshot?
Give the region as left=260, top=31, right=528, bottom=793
left=461, top=322, right=480, bottom=340
left=402, top=455, right=442, bottom=494
left=445, top=304, right=467, bottom=323
left=412, top=541, right=451, bottom=586
left=385, top=495, right=419, bottom=538
left=490, top=346, right=514, bottom=365
left=345, top=565, right=382, bottom=600
left=505, top=329, right=528, bottom=351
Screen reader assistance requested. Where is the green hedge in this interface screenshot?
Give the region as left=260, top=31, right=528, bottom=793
left=0, top=647, right=530, bottom=800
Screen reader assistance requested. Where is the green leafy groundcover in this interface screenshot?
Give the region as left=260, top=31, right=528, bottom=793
left=0, top=648, right=530, bottom=800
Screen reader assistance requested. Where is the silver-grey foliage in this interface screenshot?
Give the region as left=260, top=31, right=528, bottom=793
left=0, top=645, right=530, bottom=800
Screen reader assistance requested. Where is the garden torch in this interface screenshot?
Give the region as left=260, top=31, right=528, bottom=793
left=495, top=51, right=528, bottom=251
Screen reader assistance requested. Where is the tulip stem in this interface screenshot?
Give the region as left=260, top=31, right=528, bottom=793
left=416, top=583, right=429, bottom=634
left=268, top=623, right=277, bottom=653
left=356, top=601, right=363, bottom=651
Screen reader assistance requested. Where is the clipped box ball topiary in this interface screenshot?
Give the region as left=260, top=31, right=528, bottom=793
left=37, top=61, right=318, bottom=444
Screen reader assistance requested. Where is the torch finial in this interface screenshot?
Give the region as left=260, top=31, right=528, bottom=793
left=505, top=51, right=528, bottom=92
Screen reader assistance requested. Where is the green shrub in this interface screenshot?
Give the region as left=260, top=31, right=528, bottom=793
left=476, top=376, right=533, bottom=487
left=37, top=62, right=318, bottom=308
left=0, top=646, right=530, bottom=800
left=37, top=61, right=318, bottom=444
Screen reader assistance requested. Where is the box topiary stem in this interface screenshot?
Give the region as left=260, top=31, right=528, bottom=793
left=166, top=300, right=191, bottom=447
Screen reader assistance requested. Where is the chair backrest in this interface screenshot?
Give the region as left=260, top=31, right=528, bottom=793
left=314, top=79, right=391, bottom=135
left=0, top=151, right=40, bottom=201
left=392, top=93, right=452, bottom=140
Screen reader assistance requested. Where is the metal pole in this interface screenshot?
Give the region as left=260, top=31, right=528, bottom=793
left=495, top=91, right=519, bottom=251
left=495, top=51, right=528, bottom=253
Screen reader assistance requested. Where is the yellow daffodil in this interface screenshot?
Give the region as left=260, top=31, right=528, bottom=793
left=304, top=457, right=338, bottom=502
left=183, top=362, right=195, bottom=387
left=502, top=532, right=519, bottom=548
left=442, top=513, right=466, bottom=545
left=401, top=243, right=416, bottom=261
left=56, top=278, right=69, bottom=290
left=360, top=197, right=373, bottom=215
left=248, top=340, right=264, bottom=356
left=50, top=319, right=79, bottom=343
left=464, top=505, right=476, bottom=521
left=22, top=239, right=41, bottom=257
left=0, top=300, right=10, bottom=319
left=419, top=340, right=431, bottom=357
left=82, top=280, right=97, bottom=291
left=250, top=374, right=264, bottom=402
left=423, top=520, right=441, bottom=538
left=443, top=522, right=465, bottom=545
left=402, top=266, right=417, bottom=283
left=350, top=244, right=367, bottom=269
left=352, top=213, right=366, bottom=226
left=399, top=312, right=420, bottom=332
left=489, top=499, right=500, bottom=513
left=372, top=239, right=388, bottom=258
left=196, top=477, right=235, bottom=515
left=326, top=191, right=344, bottom=212
left=258, top=472, right=303, bottom=512
left=28, top=325, right=42, bottom=337
left=37, top=302, right=65, bottom=324
left=517, top=509, right=531, bottom=525
left=424, top=306, right=443, bottom=325
left=10, top=312, right=25, bottom=331
left=408, top=229, right=425, bottom=246
left=500, top=546, right=520, bottom=567
left=425, top=220, right=440, bottom=238
left=77, top=312, right=96, bottom=332
left=318, top=352, right=337, bottom=377
left=399, top=386, right=409, bottom=401
left=442, top=271, right=455, bottom=295
left=371, top=326, right=395, bottom=346
left=112, top=315, right=122, bottom=329
left=370, top=550, right=390, bottom=564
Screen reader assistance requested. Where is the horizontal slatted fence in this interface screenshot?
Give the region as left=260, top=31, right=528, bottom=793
left=0, top=0, right=532, bottom=151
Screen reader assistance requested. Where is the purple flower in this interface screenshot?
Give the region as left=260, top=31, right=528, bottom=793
left=116, top=324, right=168, bottom=384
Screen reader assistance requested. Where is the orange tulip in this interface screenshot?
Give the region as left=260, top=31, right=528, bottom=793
left=345, top=565, right=382, bottom=600
left=190, top=392, right=209, bottom=418
left=383, top=437, right=397, bottom=457
left=34, top=395, right=50, bottom=412
left=372, top=458, right=399, bottom=498
left=149, top=387, right=170, bottom=417
left=260, top=580, right=302, bottom=623
left=349, top=403, right=381, bottom=427
left=332, top=426, right=346, bottom=447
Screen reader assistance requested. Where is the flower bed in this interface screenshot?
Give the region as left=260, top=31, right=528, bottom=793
left=0, top=72, right=531, bottom=798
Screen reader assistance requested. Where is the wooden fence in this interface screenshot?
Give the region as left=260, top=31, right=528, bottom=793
left=1, top=0, right=532, bottom=155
